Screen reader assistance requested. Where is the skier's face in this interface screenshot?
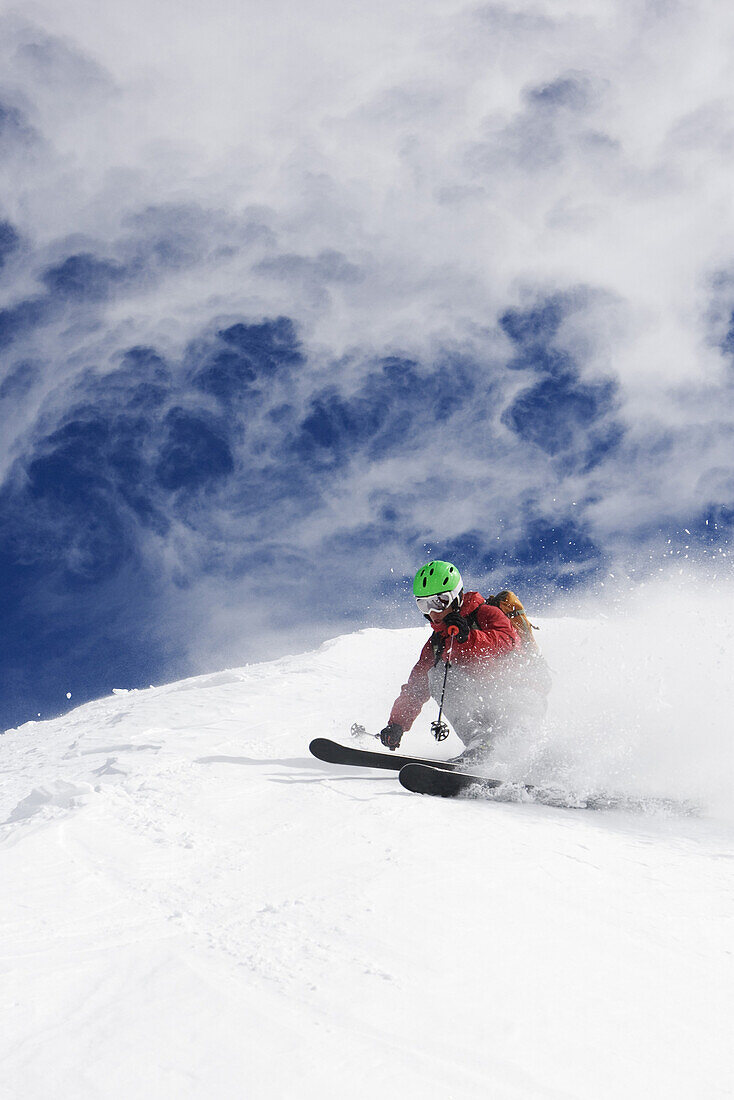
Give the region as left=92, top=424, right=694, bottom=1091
left=415, top=590, right=455, bottom=621
left=428, top=605, right=451, bottom=624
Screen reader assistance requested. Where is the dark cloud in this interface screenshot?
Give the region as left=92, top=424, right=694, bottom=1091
left=0, top=220, right=20, bottom=268
left=525, top=75, right=592, bottom=111
left=718, top=308, right=734, bottom=361
left=502, top=374, right=617, bottom=456
left=424, top=513, right=603, bottom=602
left=0, top=417, right=167, bottom=728
left=122, top=204, right=271, bottom=271
left=256, top=249, right=363, bottom=286
left=467, top=69, right=615, bottom=174
left=500, top=298, right=566, bottom=345
left=0, top=203, right=257, bottom=365
left=14, top=32, right=113, bottom=93
left=0, top=313, right=310, bottom=728
left=0, top=315, right=487, bottom=725
left=0, top=100, right=38, bottom=147
left=191, top=317, right=304, bottom=405
left=0, top=361, right=38, bottom=400
left=511, top=515, right=601, bottom=573
left=155, top=408, right=234, bottom=493
left=291, top=354, right=478, bottom=467
left=0, top=297, right=49, bottom=350
left=41, top=253, right=128, bottom=301
left=499, top=295, right=623, bottom=470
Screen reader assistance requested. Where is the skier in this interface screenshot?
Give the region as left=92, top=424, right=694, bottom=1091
left=379, top=561, right=550, bottom=760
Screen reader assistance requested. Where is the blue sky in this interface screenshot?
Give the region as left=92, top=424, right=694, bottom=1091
left=0, top=1, right=733, bottom=729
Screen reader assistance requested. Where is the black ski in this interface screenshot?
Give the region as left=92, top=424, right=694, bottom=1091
left=310, top=742, right=696, bottom=814
left=399, top=763, right=515, bottom=798
left=397, top=764, right=696, bottom=814
left=308, top=737, right=463, bottom=773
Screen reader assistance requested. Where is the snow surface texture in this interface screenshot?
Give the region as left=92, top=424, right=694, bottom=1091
left=1, top=594, right=733, bottom=1099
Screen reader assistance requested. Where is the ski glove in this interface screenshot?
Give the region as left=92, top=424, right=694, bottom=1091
left=442, top=611, right=471, bottom=644
left=379, top=722, right=403, bottom=750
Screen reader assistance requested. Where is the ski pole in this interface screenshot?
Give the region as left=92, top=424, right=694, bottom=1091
left=431, top=624, right=458, bottom=742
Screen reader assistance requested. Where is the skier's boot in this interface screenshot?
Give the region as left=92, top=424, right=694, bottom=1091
left=456, top=731, right=494, bottom=768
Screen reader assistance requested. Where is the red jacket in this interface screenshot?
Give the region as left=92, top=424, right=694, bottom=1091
left=388, top=591, right=519, bottom=731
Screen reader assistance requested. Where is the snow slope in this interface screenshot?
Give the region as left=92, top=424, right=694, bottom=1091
left=1, top=603, right=733, bottom=1099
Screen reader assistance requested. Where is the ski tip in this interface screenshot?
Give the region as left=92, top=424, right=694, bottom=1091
left=398, top=762, right=462, bottom=797
left=308, top=737, right=363, bottom=765
left=309, top=737, right=336, bottom=760
left=399, top=762, right=505, bottom=798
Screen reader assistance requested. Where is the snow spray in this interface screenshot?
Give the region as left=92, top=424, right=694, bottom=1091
left=487, top=569, right=734, bottom=819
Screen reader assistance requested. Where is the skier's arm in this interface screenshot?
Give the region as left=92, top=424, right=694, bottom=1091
left=388, top=642, right=433, bottom=731
left=453, top=604, right=519, bottom=660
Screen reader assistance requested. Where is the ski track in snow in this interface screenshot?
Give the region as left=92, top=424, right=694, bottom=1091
left=1, top=624, right=733, bottom=1099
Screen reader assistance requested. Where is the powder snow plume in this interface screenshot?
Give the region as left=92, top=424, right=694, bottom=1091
left=485, top=570, right=734, bottom=819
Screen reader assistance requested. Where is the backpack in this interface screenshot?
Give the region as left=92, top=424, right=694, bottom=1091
left=431, top=589, right=540, bottom=665
left=485, top=590, right=541, bottom=652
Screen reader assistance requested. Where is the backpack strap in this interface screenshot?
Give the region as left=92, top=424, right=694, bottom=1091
left=430, top=604, right=487, bottom=666
left=430, top=632, right=446, bottom=666
left=465, top=604, right=485, bottom=630
left=430, top=593, right=541, bottom=665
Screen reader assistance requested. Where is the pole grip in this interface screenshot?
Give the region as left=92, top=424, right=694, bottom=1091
left=447, top=625, right=459, bottom=637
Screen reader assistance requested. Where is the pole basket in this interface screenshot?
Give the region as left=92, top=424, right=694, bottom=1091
left=431, top=719, right=450, bottom=742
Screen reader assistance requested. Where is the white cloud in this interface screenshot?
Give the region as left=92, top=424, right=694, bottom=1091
left=0, top=0, right=733, bottom=712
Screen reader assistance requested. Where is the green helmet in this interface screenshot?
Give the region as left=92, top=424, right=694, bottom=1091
left=413, top=560, right=463, bottom=597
